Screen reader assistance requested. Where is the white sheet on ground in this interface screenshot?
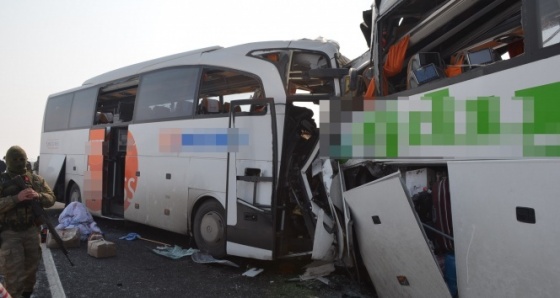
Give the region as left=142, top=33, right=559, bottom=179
left=56, top=202, right=102, bottom=241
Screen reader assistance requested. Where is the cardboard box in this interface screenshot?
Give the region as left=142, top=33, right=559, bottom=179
left=46, top=228, right=81, bottom=249
left=88, top=239, right=116, bottom=258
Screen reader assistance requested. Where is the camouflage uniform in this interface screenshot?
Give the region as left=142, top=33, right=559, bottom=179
left=0, top=146, right=55, bottom=298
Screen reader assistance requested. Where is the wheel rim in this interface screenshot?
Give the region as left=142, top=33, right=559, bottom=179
left=200, top=211, right=223, bottom=243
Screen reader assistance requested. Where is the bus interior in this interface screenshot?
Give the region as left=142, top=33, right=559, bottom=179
left=355, top=0, right=524, bottom=96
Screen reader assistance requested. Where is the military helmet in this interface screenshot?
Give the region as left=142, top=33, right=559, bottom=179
left=5, top=145, right=28, bottom=175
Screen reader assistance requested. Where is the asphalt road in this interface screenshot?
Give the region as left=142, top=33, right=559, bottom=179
left=29, top=205, right=377, bottom=298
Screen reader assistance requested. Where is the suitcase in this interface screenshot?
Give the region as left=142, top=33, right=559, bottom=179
left=88, top=238, right=116, bottom=258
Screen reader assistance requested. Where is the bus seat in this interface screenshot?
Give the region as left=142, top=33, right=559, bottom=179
left=406, top=52, right=445, bottom=89
left=250, top=89, right=267, bottom=113
left=466, top=48, right=496, bottom=68
left=96, top=112, right=114, bottom=124
left=199, top=98, right=221, bottom=114
left=508, top=38, right=524, bottom=58
left=223, top=102, right=241, bottom=113
left=445, top=52, right=465, bottom=78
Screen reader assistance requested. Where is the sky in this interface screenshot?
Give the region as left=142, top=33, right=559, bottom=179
left=0, top=0, right=372, bottom=160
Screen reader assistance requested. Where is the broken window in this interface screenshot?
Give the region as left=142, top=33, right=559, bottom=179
left=538, top=0, right=560, bottom=47
left=196, top=68, right=263, bottom=116
left=374, top=0, right=523, bottom=94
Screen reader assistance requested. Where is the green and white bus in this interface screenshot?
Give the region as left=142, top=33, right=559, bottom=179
left=332, top=0, right=560, bottom=297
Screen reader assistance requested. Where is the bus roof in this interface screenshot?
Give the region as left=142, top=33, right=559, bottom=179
left=82, top=38, right=342, bottom=87
left=82, top=46, right=222, bottom=86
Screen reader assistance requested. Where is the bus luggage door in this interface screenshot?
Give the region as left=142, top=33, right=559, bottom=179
left=344, top=171, right=451, bottom=298
left=225, top=98, right=278, bottom=260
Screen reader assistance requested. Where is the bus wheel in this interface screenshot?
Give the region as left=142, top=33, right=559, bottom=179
left=193, top=200, right=226, bottom=258
left=68, top=183, right=82, bottom=205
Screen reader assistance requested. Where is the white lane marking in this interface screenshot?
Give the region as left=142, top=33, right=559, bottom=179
left=41, top=243, right=66, bottom=298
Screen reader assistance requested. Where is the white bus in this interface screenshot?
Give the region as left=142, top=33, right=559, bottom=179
left=39, top=39, right=351, bottom=261
left=330, top=0, right=560, bottom=297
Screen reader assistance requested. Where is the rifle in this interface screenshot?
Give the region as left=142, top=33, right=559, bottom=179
left=11, top=175, right=75, bottom=266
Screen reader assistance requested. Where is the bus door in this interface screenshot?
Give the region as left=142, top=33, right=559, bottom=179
left=344, top=171, right=451, bottom=298
left=102, top=126, right=127, bottom=217
left=85, top=126, right=127, bottom=218
left=225, top=98, right=278, bottom=260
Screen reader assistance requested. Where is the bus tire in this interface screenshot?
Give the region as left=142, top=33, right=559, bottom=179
left=193, top=200, right=226, bottom=258
left=68, top=183, right=82, bottom=205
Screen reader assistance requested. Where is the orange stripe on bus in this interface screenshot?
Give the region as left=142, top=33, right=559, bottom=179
left=85, top=128, right=105, bottom=212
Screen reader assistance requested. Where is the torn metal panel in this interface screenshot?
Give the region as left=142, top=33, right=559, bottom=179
left=311, top=208, right=336, bottom=261
left=329, top=171, right=344, bottom=211
left=319, top=159, right=345, bottom=261
left=344, top=171, right=450, bottom=298
left=339, top=164, right=355, bottom=265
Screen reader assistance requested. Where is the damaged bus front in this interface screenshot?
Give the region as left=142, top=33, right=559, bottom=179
left=39, top=37, right=359, bottom=263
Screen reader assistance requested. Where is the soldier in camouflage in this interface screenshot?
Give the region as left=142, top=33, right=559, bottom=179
left=0, top=146, right=55, bottom=298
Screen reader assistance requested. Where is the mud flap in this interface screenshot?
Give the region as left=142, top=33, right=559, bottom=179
left=344, top=171, right=450, bottom=298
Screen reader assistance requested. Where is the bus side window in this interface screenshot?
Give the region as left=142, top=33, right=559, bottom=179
left=135, top=67, right=198, bottom=122
left=198, top=68, right=263, bottom=115
left=173, top=100, right=193, bottom=117
left=539, top=0, right=560, bottom=47
left=152, top=106, right=171, bottom=118
left=118, top=101, right=134, bottom=122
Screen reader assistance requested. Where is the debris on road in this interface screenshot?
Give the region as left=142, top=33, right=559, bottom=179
left=242, top=267, right=264, bottom=277
left=299, top=261, right=335, bottom=281
left=119, top=232, right=170, bottom=246
left=191, top=251, right=239, bottom=268
left=152, top=245, right=198, bottom=259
